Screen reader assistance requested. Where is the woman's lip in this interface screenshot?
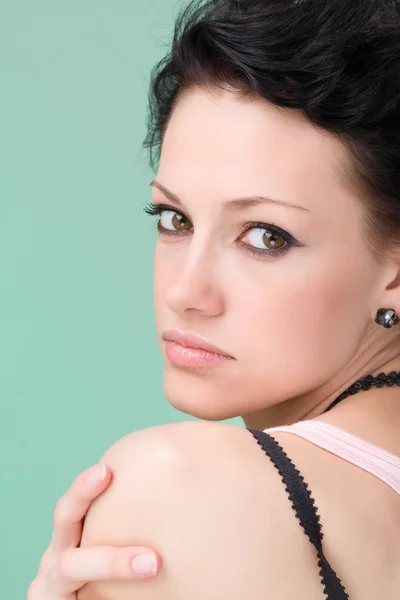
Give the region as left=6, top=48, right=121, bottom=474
left=162, top=330, right=234, bottom=358
left=164, top=341, right=232, bottom=367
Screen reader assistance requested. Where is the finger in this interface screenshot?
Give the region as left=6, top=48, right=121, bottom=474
left=57, top=546, right=161, bottom=593
left=51, top=463, right=111, bottom=552
left=27, top=577, right=43, bottom=600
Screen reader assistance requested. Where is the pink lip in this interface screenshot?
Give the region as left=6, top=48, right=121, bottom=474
left=162, top=330, right=234, bottom=367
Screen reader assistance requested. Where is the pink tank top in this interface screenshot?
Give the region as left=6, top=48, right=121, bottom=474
left=264, top=420, right=400, bottom=495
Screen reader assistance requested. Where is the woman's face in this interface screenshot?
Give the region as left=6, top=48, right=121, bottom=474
left=151, top=86, right=382, bottom=424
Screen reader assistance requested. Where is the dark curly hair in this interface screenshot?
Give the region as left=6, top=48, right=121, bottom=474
left=142, top=0, right=400, bottom=263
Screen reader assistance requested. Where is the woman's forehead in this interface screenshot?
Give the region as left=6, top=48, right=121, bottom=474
left=161, top=89, right=347, bottom=184
left=157, top=89, right=354, bottom=220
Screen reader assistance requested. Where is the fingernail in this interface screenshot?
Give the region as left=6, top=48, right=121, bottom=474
left=131, top=553, right=158, bottom=576
left=86, top=463, right=107, bottom=486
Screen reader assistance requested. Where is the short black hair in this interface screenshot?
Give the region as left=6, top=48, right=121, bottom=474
left=142, top=0, right=400, bottom=262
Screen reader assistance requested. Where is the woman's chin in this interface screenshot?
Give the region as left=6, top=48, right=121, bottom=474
left=169, top=399, right=226, bottom=421
left=162, top=369, right=240, bottom=422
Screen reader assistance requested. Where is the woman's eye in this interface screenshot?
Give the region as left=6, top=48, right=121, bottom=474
left=144, top=203, right=294, bottom=257
left=240, top=226, right=287, bottom=251
left=160, top=209, right=192, bottom=232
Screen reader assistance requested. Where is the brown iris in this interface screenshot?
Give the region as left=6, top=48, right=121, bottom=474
left=240, top=227, right=287, bottom=251
left=262, top=230, right=286, bottom=250
left=172, top=212, right=192, bottom=231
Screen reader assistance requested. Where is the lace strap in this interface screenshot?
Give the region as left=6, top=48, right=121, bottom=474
left=247, top=428, right=350, bottom=600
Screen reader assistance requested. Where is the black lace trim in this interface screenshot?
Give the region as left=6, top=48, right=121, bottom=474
left=247, top=428, right=350, bottom=600
left=324, top=370, right=400, bottom=412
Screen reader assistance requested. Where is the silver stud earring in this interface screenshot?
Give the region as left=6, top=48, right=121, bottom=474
left=375, top=308, right=400, bottom=328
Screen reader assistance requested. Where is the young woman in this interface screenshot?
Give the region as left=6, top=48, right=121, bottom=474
left=28, top=0, right=400, bottom=598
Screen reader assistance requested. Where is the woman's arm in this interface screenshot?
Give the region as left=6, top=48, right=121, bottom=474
left=77, top=420, right=324, bottom=600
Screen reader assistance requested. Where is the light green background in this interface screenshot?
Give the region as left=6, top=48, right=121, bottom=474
left=0, top=2, right=241, bottom=597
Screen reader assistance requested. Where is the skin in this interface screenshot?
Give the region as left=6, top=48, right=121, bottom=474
left=153, top=85, right=400, bottom=430
left=77, top=86, right=400, bottom=599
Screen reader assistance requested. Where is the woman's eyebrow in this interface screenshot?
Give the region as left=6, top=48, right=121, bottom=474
left=149, top=180, right=310, bottom=213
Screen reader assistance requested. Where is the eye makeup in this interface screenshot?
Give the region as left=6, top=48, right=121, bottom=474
left=144, top=201, right=304, bottom=259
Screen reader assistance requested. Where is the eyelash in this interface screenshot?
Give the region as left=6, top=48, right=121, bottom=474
left=143, top=201, right=298, bottom=258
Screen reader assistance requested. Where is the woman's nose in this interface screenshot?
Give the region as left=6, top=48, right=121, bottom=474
left=165, top=254, right=224, bottom=318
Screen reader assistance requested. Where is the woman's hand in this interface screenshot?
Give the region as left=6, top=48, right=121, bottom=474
left=27, top=463, right=162, bottom=600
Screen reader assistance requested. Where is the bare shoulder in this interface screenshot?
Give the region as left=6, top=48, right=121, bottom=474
left=80, top=421, right=329, bottom=600
left=81, top=420, right=400, bottom=599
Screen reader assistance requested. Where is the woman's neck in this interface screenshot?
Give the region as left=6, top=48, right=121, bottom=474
left=241, top=356, right=400, bottom=431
